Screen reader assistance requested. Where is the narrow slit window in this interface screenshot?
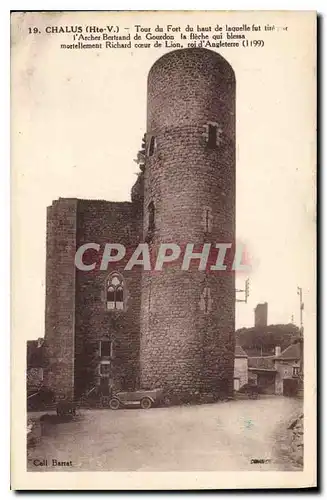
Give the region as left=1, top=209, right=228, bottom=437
left=208, top=124, right=217, bottom=148
left=203, top=206, right=213, bottom=233
left=148, top=136, right=156, bottom=157
left=205, top=209, right=210, bottom=232
left=148, top=201, right=155, bottom=233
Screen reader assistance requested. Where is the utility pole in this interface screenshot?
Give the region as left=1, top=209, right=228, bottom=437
left=297, top=286, right=304, bottom=333
left=236, top=278, right=250, bottom=303
left=297, top=286, right=304, bottom=382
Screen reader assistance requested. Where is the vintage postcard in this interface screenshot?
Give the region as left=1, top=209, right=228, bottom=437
left=11, top=10, right=316, bottom=490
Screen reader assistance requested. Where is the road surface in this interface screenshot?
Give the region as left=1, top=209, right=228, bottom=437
left=27, top=396, right=302, bottom=471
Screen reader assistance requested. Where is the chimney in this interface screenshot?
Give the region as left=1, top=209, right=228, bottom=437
left=275, top=346, right=281, bottom=357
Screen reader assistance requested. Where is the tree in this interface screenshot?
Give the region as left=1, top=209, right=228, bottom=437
left=236, top=323, right=301, bottom=356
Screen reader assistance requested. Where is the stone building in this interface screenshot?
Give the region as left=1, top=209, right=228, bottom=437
left=38, top=48, right=236, bottom=404
left=27, top=338, right=44, bottom=394
left=246, top=344, right=302, bottom=396
left=274, top=343, right=302, bottom=396
left=233, top=345, right=248, bottom=391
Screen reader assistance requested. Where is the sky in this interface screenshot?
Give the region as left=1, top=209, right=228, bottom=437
left=11, top=11, right=316, bottom=340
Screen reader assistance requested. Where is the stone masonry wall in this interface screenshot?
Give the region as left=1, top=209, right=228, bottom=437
left=140, top=49, right=236, bottom=398
left=74, top=199, right=142, bottom=398
left=234, top=357, right=248, bottom=388
left=43, top=198, right=78, bottom=400
left=287, top=413, right=304, bottom=467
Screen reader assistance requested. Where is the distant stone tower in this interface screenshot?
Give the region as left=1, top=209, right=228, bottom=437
left=140, top=48, right=236, bottom=400
left=254, top=302, right=268, bottom=327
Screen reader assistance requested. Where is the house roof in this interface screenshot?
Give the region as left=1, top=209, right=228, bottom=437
left=235, top=345, right=248, bottom=358
left=275, top=342, right=301, bottom=360
left=248, top=368, right=277, bottom=373
left=248, top=356, right=275, bottom=370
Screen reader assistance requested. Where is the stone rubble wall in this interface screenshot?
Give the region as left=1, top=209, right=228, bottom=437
left=288, top=413, right=304, bottom=466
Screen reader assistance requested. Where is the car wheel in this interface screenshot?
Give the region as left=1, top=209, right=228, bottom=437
left=140, top=397, right=152, bottom=409
left=109, top=398, right=120, bottom=410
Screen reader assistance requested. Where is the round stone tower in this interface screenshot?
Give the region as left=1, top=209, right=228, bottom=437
left=140, top=48, right=236, bottom=401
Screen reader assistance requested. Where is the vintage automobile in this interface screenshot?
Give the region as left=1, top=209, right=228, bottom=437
left=105, top=388, right=167, bottom=410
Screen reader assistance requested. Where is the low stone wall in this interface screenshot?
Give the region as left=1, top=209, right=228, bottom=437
left=288, top=413, right=304, bottom=466
left=27, top=416, right=42, bottom=448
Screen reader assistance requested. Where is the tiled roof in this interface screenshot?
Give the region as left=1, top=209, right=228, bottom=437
left=248, top=356, right=275, bottom=370
left=276, top=343, right=301, bottom=360
left=235, top=345, right=248, bottom=358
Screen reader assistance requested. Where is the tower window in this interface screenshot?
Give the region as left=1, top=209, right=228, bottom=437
left=203, top=122, right=223, bottom=148
left=106, top=273, right=124, bottom=310
left=203, top=206, right=213, bottom=233
left=116, top=286, right=123, bottom=304
left=200, top=286, right=213, bottom=314
left=148, top=136, right=156, bottom=157
left=100, top=340, right=112, bottom=357
left=208, top=124, right=217, bottom=148
left=146, top=201, right=155, bottom=242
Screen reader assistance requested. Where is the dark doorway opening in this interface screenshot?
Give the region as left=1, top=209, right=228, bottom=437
left=283, top=378, right=298, bottom=397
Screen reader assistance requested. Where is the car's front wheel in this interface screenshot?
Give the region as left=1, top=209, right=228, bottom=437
left=109, top=398, right=120, bottom=410
left=140, top=397, right=152, bottom=409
